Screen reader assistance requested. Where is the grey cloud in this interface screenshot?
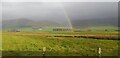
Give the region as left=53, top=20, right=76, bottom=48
left=2, top=2, right=118, bottom=25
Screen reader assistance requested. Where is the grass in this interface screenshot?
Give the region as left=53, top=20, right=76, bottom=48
left=2, top=32, right=119, bottom=56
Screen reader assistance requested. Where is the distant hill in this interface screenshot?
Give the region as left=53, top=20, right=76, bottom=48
left=71, top=18, right=118, bottom=29
left=2, top=18, right=118, bottom=31
left=2, top=18, right=62, bottom=29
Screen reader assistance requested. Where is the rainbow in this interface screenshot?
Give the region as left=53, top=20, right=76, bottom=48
left=60, top=3, right=73, bottom=31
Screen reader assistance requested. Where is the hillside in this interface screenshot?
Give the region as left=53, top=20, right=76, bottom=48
left=71, top=18, right=118, bottom=29
left=2, top=18, right=62, bottom=30
left=2, top=18, right=118, bottom=31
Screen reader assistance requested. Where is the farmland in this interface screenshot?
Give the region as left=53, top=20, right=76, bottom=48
left=2, top=31, right=119, bottom=56
left=2, top=2, right=119, bottom=57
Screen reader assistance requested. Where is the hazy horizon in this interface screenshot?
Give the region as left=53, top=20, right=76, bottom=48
left=2, top=2, right=118, bottom=29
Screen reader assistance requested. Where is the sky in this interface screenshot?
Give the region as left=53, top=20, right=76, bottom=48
left=0, top=0, right=119, bottom=20
left=0, top=1, right=118, bottom=28
left=1, top=0, right=120, bottom=2
left=2, top=2, right=118, bottom=21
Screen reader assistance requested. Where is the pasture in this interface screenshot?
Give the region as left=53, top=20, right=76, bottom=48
left=2, top=32, right=119, bottom=56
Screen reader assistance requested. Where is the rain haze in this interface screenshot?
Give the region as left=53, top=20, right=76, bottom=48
left=2, top=2, right=118, bottom=28
left=0, top=0, right=120, bottom=58
left=1, top=1, right=119, bottom=57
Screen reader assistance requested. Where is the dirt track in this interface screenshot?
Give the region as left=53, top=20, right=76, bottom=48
left=15, top=33, right=118, bottom=40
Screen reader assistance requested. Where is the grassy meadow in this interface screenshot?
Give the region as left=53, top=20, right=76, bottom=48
left=2, top=31, right=119, bottom=56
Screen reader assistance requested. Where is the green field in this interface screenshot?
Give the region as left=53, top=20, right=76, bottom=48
left=2, top=32, right=119, bottom=56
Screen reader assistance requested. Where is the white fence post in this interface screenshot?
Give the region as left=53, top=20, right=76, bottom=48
left=98, top=48, right=101, bottom=58
left=43, top=47, right=46, bottom=57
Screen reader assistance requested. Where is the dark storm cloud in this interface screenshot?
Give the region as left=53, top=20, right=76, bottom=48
left=3, top=2, right=72, bottom=24
left=0, top=2, right=2, bottom=28
left=63, top=2, right=118, bottom=20
left=2, top=2, right=118, bottom=23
